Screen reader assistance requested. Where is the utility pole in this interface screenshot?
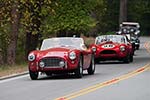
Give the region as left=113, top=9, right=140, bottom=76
left=119, top=0, right=127, bottom=24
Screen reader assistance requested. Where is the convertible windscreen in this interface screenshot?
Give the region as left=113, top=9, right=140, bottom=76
left=40, top=37, right=84, bottom=50
left=96, top=35, right=125, bottom=44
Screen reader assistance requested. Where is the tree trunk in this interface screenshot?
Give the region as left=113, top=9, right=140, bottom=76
left=119, top=0, right=127, bottom=24
left=25, top=32, right=39, bottom=57
left=25, top=1, right=42, bottom=58
left=7, top=1, right=20, bottom=65
left=0, top=50, right=4, bottom=65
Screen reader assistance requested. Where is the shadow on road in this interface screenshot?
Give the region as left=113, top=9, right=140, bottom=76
left=36, top=72, right=99, bottom=80
left=96, top=61, right=124, bottom=65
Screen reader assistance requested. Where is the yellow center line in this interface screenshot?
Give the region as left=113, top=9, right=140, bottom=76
left=55, top=40, right=150, bottom=100
left=55, top=63, right=150, bottom=100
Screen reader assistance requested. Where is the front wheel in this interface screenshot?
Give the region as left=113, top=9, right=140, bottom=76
left=130, top=55, right=133, bottom=62
left=29, top=70, right=38, bottom=80
left=74, top=56, right=83, bottom=78
left=87, top=55, right=95, bottom=75
left=136, top=45, right=140, bottom=50
left=123, top=54, right=130, bottom=63
left=95, top=59, right=99, bottom=64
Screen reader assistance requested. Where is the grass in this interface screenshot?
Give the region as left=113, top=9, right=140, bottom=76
left=0, top=63, right=28, bottom=77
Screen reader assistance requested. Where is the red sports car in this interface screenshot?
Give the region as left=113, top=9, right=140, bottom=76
left=28, top=37, right=95, bottom=80
left=91, top=35, right=134, bottom=63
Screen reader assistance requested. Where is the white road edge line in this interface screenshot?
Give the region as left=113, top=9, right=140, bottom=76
left=0, top=74, right=29, bottom=84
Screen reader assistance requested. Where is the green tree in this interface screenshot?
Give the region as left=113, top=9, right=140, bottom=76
left=128, top=0, right=150, bottom=35
left=7, top=0, right=20, bottom=65
left=86, top=0, right=106, bottom=36
left=0, top=0, right=20, bottom=65
left=21, top=0, right=43, bottom=57
left=97, top=0, right=120, bottom=33
left=41, top=0, right=101, bottom=37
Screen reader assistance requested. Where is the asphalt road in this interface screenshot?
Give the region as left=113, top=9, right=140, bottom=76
left=0, top=37, right=150, bottom=100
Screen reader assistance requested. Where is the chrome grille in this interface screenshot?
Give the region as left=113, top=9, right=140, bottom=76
left=40, top=57, right=64, bottom=67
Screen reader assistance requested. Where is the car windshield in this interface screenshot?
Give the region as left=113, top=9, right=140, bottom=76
left=96, top=35, right=125, bottom=44
left=40, top=37, right=84, bottom=50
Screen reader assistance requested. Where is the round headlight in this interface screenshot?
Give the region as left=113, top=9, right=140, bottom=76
left=130, top=29, right=134, bottom=32
left=135, top=31, right=139, bottom=35
left=120, top=46, right=125, bottom=52
left=117, top=31, right=121, bottom=34
left=39, top=61, right=45, bottom=67
left=123, top=29, right=127, bottom=33
left=28, top=53, right=35, bottom=61
left=59, top=61, right=65, bottom=67
left=69, top=51, right=76, bottom=60
left=92, top=47, right=96, bottom=52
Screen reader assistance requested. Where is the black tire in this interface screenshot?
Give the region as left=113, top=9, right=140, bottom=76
left=132, top=43, right=136, bottom=52
left=95, top=59, right=99, bottom=64
left=75, top=56, right=83, bottom=78
left=136, top=45, right=140, bottom=50
left=29, top=70, right=38, bottom=80
left=132, top=50, right=135, bottom=56
left=130, top=55, right=133, bottom=62
left=123, top=54, right=130, bottom=63
left=88, top=55, right=95, bottom=75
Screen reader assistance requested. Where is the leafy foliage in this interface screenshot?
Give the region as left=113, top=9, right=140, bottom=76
left=128, top=0, right=150, bottom=34
left=97, top=0, right=120, bottom=33
left=0, top=0, right=150, bottom=65
left=41, top=0, right=103, bottom=36
left=0, top=0, right=13, bottom=63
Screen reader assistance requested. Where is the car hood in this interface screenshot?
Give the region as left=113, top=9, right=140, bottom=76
left=33, top=47, right=75, bottom=59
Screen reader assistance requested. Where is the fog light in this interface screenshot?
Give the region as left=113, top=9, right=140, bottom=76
left=39, top=61, right=45, bottom=67
left=59, top=61, right=65, bottom=67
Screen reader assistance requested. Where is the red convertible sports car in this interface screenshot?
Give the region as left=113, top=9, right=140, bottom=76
left=91, top=35, right=134, bottom=63
left=28, top=37, right=95, bottom=80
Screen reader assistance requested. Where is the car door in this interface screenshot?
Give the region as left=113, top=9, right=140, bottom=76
left=81, top=44, right=92, bottom=69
